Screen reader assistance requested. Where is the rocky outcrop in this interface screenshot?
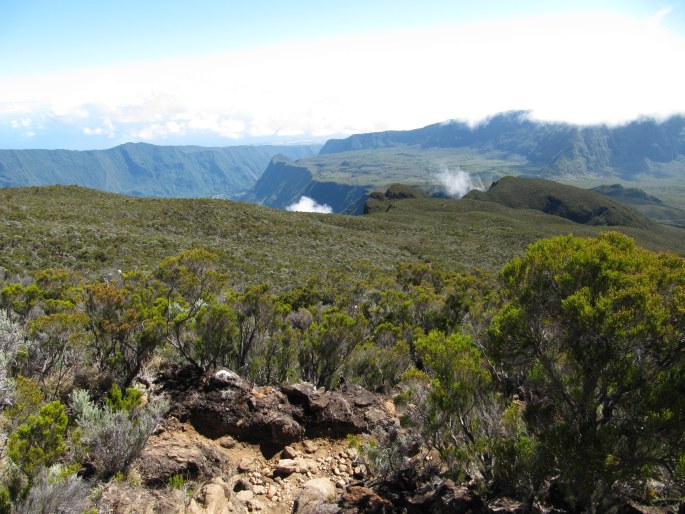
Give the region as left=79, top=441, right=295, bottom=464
left=137, top=417, right=231, bottom=486
left=280, top=382, right=395, bottom=438
left=164, top=368, right=397, bottom=450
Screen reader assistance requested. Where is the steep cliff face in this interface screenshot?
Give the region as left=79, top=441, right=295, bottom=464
left=244, top=157, right=315, bottom=208
left=245, top=157, right=369, bottom=214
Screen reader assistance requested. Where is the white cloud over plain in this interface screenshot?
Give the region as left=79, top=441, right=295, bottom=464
left=1, top=10, right=685, bottom=148
left=286, top=196, right=334, bottom=214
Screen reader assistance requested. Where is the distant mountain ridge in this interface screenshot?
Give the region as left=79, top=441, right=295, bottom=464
left=320, top=112, right=685, bottom=178
left=0, top=142, right=320, bottom=198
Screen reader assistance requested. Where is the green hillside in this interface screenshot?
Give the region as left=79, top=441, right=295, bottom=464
left=465, top=176, right=656, bottom=229
left=1, top=185, right=682, bottom=289
left=0, top=143, right=319, bottom=199
left=2, top=185, right=684, bottom=512
left=592, top=183, right=685, bottom=228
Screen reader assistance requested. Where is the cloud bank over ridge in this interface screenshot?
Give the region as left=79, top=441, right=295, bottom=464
left=1, top=10, right=684, bottom=149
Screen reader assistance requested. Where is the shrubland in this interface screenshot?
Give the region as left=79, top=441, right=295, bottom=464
left=0, top=186, right=684, bottom=511
left=0, top=228, right=682, bottom=512
left=2, top=185, right=685, bottom=288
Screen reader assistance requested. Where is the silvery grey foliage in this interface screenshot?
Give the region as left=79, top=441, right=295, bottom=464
left=11, top=465, right=89, bottom=514
left=70, top=389, right=169, bottom=477
left=0, top=310, right=24, bottom=408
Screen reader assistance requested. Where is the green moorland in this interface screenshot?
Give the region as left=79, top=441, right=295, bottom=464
left=1, top=185, right=684, bottom=511
left=556, top=171, right=685, bottom=227
left=294, top=146, right=533, bottom=188
left=263, top=146, right=535, bottom=199
left=1, top=184, right=683, bottom=288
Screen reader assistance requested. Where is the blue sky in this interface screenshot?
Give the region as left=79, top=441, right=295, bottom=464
left=1, top=0, right=684, bottom=149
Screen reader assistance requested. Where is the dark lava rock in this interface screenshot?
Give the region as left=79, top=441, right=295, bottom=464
left=165, top=369, right=397, bottom=449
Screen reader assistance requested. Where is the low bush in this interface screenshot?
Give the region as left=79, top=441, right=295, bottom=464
left=70, top=389, right=168, bottom=478
left=10, top=466, right=89, bottom=514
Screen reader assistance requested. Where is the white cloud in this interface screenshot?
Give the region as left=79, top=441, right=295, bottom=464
left=286, top=196, right=334, bottom=214
left=10, top=117, right=32, bottom=129
left=186, top=117, right=245, bottom=139
left=646, top=6, right=673, bottom=32
left=1, top=9, right=685, bottom=147
left=83, top=117, right=115, bottom=137
left=436, top=168, right=485, bottom=198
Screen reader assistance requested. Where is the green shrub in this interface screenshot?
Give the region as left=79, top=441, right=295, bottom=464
left=104, top=383, right=143, bottom=413
left=490, top=232, right=685, bottom=508
left=167, top=473, right=186, bottom=490
left=7, top=401, right=68, bottom=479
left=1, top=375, right=44, bottom=434
left=0, top=486, right=9, bottom=514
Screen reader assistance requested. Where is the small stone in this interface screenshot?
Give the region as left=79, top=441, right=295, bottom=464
left=384, top=400, right=396, bottom=416
left=236, top=489, right=254, bottom=503
left=333, top=467, right=341, bottom=476
left=302, top=440, right=319, bottom=454
left=252, top=485, right=267, bottom=495
left=234, top=478, right=252, bottom=492
left=218, top=435, right=237, bottom=449
left=336, top=479, right=346, bottom=488
left=275, top=457, right=318, bottom=476
left=282, top=445, right=298, bottom=459
left=247, top=498, right=264, bottom=511
left=260, top=467, right=272, bottom=477
left=238, top=458, right=259, bottom=473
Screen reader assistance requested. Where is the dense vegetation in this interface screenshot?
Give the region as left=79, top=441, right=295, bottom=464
left=0, top=228, right=683, bottom=512
left=2, top=185, right=684, bottom=289
left=465, top=177, right=656, bottom=229
left=0, top=183, right=684, bottom=511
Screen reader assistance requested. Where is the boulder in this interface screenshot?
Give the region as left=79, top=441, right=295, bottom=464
left=186, top=477, right=238, bottom=514
left=137, top=428, right=229, bottom=486
left=173, top=369, right=305, bottom=446
left=282, top=382, right=397, bottom=438
left=294, top=478, right=338, bottom=514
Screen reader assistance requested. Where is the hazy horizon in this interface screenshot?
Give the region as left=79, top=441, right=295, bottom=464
left=2, top=0, right=685, bottom=150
